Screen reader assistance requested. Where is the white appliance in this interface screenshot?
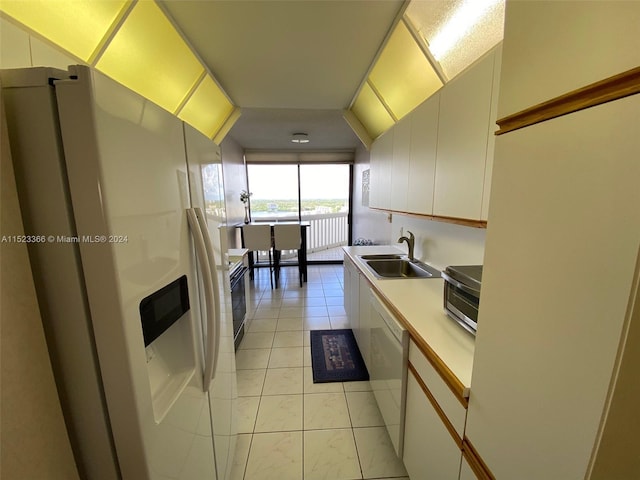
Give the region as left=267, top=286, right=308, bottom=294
left=1, top=65, right=236, bottom=480
left=369, top=290, right=409, bottom=457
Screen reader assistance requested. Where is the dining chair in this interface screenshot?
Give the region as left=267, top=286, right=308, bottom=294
left=242, top=224, right=273, bottom=289
left=273, top=224, right=302, bottom=288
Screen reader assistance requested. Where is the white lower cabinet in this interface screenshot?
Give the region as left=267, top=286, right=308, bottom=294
left=343, top=257, right=371, bottom=369
left=403, top=369, right=462, bottom=479
left=344, top=254, right=473, bottom=478
left=356, top=276, right=372, bottom=369
left=343, top=256, right=359, bottom=333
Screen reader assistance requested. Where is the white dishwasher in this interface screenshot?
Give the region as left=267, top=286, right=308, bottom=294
left=369, top=290, right=409, bottom=457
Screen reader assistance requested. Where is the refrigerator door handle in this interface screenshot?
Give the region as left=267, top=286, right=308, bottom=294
left=186, top=208, right=217, bottom=392
left=193, top=207, right=221, bottom=385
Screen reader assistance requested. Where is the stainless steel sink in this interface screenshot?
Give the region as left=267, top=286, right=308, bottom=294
left=359, top=254, right=404, bottom=260
left=364, top=259, right=440, bottom=279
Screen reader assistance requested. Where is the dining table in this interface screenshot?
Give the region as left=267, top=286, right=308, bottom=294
left=237, top=221, right=310, bottom=283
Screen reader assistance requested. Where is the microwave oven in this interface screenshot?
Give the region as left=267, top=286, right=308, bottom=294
left=441, top=265, right=482, bottom=335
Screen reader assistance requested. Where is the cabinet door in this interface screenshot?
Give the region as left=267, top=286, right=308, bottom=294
left=481, top=46, right=501, bottom=221
left=497, top=2, right=640, bottom=118
left=466, top=96, right=640, bottom=479
left=433, top=50, right=495, bottom=220
left=369, top=292, right=405, bottom=456
left=407, top=92, right=439, bottom=215
left=403, top=370, right=462, bottom=480
left=344, top=258, right=360, bottom=334
left=343, top=257, right=352, bottom=328
left=369, top=129, right=393, bottom=209
left=356, top=275, right=371, bottom=369
left=389, top=116, right=410, bottom=211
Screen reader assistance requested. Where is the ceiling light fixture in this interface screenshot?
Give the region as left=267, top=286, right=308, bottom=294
left=291, top=133, right=310, bottom=144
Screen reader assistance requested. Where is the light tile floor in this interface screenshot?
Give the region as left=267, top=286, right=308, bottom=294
left=231, top=264, right=409, bottom=480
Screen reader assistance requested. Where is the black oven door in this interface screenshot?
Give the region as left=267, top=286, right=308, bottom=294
left=230, top=265, right=248, bottom=350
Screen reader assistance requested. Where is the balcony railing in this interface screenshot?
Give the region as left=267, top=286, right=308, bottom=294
left=303, top=212, right=348, bottom=253
left=251, top=211, right=348, bottom=254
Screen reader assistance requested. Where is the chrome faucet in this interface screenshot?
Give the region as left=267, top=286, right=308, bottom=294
left=398, top=230, right=415, bottom=262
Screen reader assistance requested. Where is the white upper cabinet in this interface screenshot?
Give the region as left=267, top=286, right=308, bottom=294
left=389, top=116, right=411, bottom=211
left=497, top=1, right=640, bottom=118
left=369, top=128, right=393, bottom=209
left=407, top=92, right=439, bottom=215
left=368, top=45, right=501, bottom=222
left=481, top=46, right=501, bottom=221
left=433, top=49, right=496, bottom=220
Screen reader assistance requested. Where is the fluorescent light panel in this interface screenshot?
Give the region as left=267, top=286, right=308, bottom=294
left=95, top=1, right=204, bottom=114
left=0, top=0, right=130, bottom=62
left=428, top=0, right=501, bottom=60
left=369, top=20, right=443, bottom=120
left=348, top=18, right=443, bottom=141
left=406, top=0, right=504, bottom=79
left=351, top=82, right=395, bottom=139
left=2, top=0, right=237, bottom=143
left=178, top=75, right=234, bottom=139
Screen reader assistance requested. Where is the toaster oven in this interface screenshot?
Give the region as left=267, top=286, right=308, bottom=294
left=441, top=265, right=482, bottom=335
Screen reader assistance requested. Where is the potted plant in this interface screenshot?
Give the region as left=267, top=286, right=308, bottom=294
left=240, top=190, right=252, bottom=223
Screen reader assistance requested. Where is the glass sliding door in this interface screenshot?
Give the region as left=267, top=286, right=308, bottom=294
left=246, top=163, right=352, bottom=263
left=300, top=164, right=350, bottom=262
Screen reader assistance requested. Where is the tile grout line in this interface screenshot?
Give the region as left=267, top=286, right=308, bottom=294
left=301, top=350, right=305, bottom=479
left=343, top=381, right=366, bottom=480
left=241, top=264, right=377, bottom=479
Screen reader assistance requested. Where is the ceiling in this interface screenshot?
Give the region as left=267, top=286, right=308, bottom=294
left=160, top=0, right=406, bottom=152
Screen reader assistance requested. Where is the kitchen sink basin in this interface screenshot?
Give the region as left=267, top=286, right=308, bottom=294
left=364, top=259, right=440, bottom=279
left=359, top=254, right=404, bottom=260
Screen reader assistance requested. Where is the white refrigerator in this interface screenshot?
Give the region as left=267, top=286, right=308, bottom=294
left=1, top=65, right=237, bottom=480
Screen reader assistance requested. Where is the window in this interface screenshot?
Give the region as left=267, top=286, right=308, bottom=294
left=246, top=164, right=299, bottom=220
left=300, top=164, right=349, bottom=218
left=246, top=163, right=351, bottom=262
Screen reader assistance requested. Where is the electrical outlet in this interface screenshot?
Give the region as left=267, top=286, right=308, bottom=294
left=400, top=227, right=404, bottom=237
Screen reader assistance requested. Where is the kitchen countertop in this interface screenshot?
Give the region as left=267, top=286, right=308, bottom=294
left=227, top=248, right=248, bottom=271
left=343, top=245, right=475, bottom=398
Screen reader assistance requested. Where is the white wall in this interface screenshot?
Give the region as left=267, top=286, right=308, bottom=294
left=220, top=135, right=247, bottom=249
left=1, top=62, right=80, bottom=479
left=391, top=216, right=486, bottom=272
left=1, top=16, right=79, bottom=70
left=1, top=16, right=81, bottom=479
left=351, top=144, right=392, bottom=244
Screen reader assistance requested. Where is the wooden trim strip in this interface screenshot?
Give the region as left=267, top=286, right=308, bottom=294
left=462, top=437, right=496, bottom=480
left=370, top=207, right=487, bottom=229
left=408, top=363, right=463, bottom=449
left=496, top=66, right=640, bottom=135
left=359, top=273, right=470, bottom=407
left=408, top=326, right=469, bottom=407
